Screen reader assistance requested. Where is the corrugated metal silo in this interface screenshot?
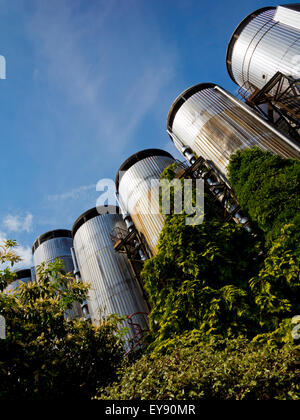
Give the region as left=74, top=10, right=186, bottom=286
left=33, top=229, right=74, bottom=272
left=116, top=149, right=175, bottom=255
left=167, top=83, right=300, bottom=178
left=4, top=269, right=32, bottom=295
left=72, top=206, right=149, bottom=339
left=226, top=4, right=300, bottom=93
left=32, top=229, right=82, bottom=318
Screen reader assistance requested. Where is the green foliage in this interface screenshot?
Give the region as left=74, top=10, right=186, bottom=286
left=0, top=240, right=21, bottom=292
left=98, top=337, right=299, bottom=400
left=2, top=148, right=299, bottom=400
left=159, top=161, right=178, bottom=182
left=98, top=151, right=300, bottom=400
left=159, top=162, right=221, bottom=221
left=249, top=224, right=300, bottom=343
left=227, top=148, right=300, bottom=344
left=0, top=254, right=124, bottom=400
left=141, top=153, right=299, bottom=352
left=228, top=147, right=300, bottom=247
left=142, top=214, right=260, bottom=351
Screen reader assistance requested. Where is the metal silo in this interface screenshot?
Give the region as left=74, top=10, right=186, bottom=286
left=4, top=269, right=32, bottom=295
left=226, top=4, right=300, bottom=93
left=32, top=229, right=82, bottom=318
left=116, top=149, right=175, bottom=255
left=167, top=83, right=300, bottom=178
left=226, top=5, right=300, bottom=141
left=72, top=206, right=149, bottom=341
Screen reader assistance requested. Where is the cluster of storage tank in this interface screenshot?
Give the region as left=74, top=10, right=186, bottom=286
left=168, top=4, right=300, bottom=176
left=5, top=4, right=300, bottom=345
left=5, top=148, right=177, bottom=344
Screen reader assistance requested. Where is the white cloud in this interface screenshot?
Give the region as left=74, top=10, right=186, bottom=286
left=15, top=245, right=33, bottom=269
left=3, top=213, right=34, bottom=233
left=0, top=230, right=33, bottom=270
left=47, top=184, right=96, bottom=201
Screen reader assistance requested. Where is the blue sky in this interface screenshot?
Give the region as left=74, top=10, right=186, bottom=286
left=0, top=0, right=291, bottom=268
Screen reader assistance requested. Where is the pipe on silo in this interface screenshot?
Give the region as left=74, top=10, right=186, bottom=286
left=167, top=83, right=300, bottom=178
left=71, top=206, right=149, bottom=340
left=116, top=149, right=175, bottom=255
left=116, top=197, right=135, bottom=233
left=32, top=229, right=82, bottom=319
left=226, top=4, right=300, bottom=93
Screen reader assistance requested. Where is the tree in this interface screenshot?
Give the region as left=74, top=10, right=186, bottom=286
left=228, top=147, right=300, bottom=248
left=227, top=148, right=300, bottom=344
left=249, top=224, right=300, bottom=343
left=142, top=214, right=263, bottom=352
left=140, top=158, right=299, bottom=352
left=0, top=239, right=21, bottom=292
left=0, top=242, right=124, bottom=400
left=98, top=152, right=300, bottom=400
left=140, top=164, right=262, bottom=353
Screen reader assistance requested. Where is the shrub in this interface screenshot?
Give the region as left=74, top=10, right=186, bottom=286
left=228, top=147, right=300, bottom=247
left=98, top=337, right=299, bottom=400
left=0, top=258, right=124, bottom=400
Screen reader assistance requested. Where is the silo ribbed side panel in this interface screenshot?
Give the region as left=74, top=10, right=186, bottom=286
left=170, top=86, right=300, bottom=176
left=33, top=236, right=82, bottom=318
left=33, top=237, right=74, bottom=273
left=229, top=7, right=300, bottom=92
left=4, top=277, right=31, bottom=295
left=72, top=213, right=148, bottom=338
left=118, top=155, right=175, bottom=254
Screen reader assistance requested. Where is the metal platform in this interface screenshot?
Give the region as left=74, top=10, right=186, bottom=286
left=238, top=72, right=300, bottom=143
left=110, top=226, right=151, bottom=312
left=178, top=157, right=251, bottom=230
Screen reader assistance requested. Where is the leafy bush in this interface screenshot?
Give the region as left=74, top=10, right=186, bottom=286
left=98, top=150, right=300, bottom=401
left=249, top=224, right=300, bottom=338
left=0, top=239, right=21, bottom=292
left=98, top=337, right=299, bottom=400
left=139, top=153, right=300, bottom=352
left=142, top=214, right=261, bottom=351
left=0, top=256, right=124, bottom=400
left=228, top=147, right=300, bottom=247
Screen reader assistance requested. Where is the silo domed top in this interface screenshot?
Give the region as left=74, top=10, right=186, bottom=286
left=15, top=269, right=32, bottom=280
left=115, top=149, right=174, bottom=191
left=226, top=6, right=275, bottom=83
left=32, top=229, right=72, bottom=254
left=72, top=206, right=120, bottom=238
left=167, top=83, right=216, bottom=133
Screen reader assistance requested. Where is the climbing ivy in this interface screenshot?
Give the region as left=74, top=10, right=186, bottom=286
left=140, top=152, right=300, bottom=353
left=228, top=147, right=300, bottom=249
left=98, top=149, right=299, bottom=400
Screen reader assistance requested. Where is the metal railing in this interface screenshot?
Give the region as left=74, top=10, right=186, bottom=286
left=125, top=312, right=149, bottom=356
